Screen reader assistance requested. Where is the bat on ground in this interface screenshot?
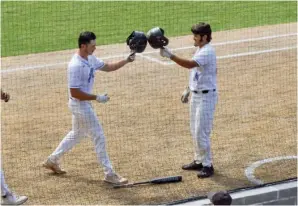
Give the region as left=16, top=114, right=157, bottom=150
left=113, top=175, right=182, bottom=189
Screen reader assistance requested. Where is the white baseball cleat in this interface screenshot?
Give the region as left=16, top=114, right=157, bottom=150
left=42, top=158, right=66, bottom=174
left=1, top=193, right=28, bottom=205
left=104, top=173, right=128, bottom=185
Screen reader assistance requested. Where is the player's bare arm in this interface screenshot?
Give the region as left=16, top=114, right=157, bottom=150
left=100, top=30, right=146, bottom=73
left=160, top=47, right=198, bottom=69
left=70, top=88, right=97, bottom=100
left=70, top=88, right=109, bottom=103
left=101, top=53, right=135, bottom=72
left=101, top=60, right=129, bottom=72
left=170, top=55, right=198, bottom=69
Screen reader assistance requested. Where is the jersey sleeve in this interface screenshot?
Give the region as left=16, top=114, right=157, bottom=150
left=94, top=57, right=105, bottom=70
left=68, top=65, right=82, bottom=88
left=192, top=49, right=209, bottom=67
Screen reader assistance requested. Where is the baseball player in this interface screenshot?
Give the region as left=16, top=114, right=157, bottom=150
left=1, top=90, right=28, bottom=205
left=159, top=23, right=217, bottom=178
left=43, top=31, right=135, bottom=185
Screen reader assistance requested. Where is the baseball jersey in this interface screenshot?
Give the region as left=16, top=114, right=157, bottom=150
left=189, top=43, right=217, bottom=91
left=68, top=53, right=105, bottom=99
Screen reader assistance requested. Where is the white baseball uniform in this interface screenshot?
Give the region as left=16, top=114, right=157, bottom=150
left=49, top=53, right=114, bottom=175
left=189, top=43, right=217, bottom=167
left=1, top=170, right=10, bottom=196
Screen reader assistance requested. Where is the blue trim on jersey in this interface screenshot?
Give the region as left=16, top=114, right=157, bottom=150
left=81, top=59, right=90, bottom=67
left=194, top=72, right=199, bottom=81
left=88, top=68, right=95, bottom=83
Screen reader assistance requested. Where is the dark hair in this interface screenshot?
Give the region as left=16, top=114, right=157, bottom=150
left=191, top=22, right=212, bottom=42
left=78, top=31, right=96, bottom=48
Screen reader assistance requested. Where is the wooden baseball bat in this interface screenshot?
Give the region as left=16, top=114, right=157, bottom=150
left=113, top=175, right=182, bottom=189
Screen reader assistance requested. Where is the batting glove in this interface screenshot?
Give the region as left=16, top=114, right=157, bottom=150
left=126, top=52, right=136, bottom=62
left=160, top=47, right=173, bottom=59
left=96, top=93, right=110, bottom=103
left=181, top=86, right=190, bottom=104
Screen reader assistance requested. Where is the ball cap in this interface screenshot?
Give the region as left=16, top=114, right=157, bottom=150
left=207, top=191, right=232, bottom=205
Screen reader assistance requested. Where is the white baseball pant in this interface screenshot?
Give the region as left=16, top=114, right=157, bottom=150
left=1, top=170, right=10, bottom=196
left=50, top=99, right=114, bottom=175
left=190, top=91, right=217, bottom=167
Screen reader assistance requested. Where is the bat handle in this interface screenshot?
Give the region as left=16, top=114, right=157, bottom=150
left=113, top=184, right=132, bottom=189
left=113, top=180, right=149, bottom=189
left=113, top=182, right=140, bottom=188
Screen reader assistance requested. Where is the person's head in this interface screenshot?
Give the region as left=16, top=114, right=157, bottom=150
left=78, top=31, right=97, bottom=55
left=208, top=191, right=232, bottom=205
left=191, top=22, right=212, bottom=47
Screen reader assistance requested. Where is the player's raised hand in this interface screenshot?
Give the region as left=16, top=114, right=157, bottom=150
left=160, top=47, right=173, bottom=58
left=96, top=93, right=110, bottom=103
left=126, top=51, right=136, bottom=62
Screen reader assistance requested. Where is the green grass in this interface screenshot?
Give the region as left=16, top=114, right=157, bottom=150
left=1, top=1, right=297, bottom=57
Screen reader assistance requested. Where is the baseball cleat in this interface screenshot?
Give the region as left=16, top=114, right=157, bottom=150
left=197, top=165, right=214, bottom=178
left=104, top=173, right=128, bottom=185
left=42, top=158, right=66, bottom=174
left=1, top=193, right=28, bottom=205
left=182, top=161, right=203, bottom=170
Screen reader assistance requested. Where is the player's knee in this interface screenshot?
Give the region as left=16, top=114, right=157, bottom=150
left=90, top=128, right=105, bottom=138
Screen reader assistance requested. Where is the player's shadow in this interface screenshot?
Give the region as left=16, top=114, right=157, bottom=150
left=42, top=169, right=157, bottom=204
left=75, top=176, right=143, bottom=204
left=211, top=172, right=254, bottom=188
left=46, top=172, right=68, bottom=177
left=76, top=176, right=111, bottom=188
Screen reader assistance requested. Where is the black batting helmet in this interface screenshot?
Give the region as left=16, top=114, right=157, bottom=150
left=146, top=27, right=169, bottom=49
left=126, top=31, right=147, bottom=53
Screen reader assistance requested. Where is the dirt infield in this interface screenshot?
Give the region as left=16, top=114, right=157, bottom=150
left=1, top=23, right=297, bottom=205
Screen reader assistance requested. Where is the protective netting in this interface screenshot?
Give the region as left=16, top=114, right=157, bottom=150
left=1, top=1, right=296, bottom=205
